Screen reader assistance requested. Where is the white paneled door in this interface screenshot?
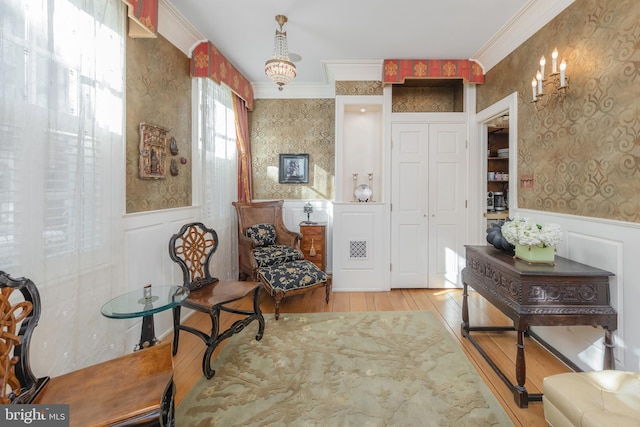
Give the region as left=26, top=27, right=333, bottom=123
left=391, top=122, right=467, bottom=288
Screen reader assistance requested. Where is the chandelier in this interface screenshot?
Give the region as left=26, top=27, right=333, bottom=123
left=265, top=15, right=296, bottom=91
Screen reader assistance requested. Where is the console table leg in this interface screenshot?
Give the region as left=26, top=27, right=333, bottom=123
left=461, top=283, right=470, bottom=336
left=604, top=329, right=615, bottom=370
left=514, top=329, right=529, bottom=407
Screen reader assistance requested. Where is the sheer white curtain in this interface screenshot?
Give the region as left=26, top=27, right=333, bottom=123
left=196, top=79, right=239, bottom=280
left=0, top=0, right=126, bottom=376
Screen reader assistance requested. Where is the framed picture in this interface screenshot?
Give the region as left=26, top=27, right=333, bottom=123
left=279, top=153, right=309, bottom=184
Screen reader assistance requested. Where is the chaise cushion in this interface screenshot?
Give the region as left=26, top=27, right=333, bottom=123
left=246, top=224, right=277, bottom=247
left=543, top=370, right=640, bottom=427
left=258, top=260, right=327, bottom=293
left=252, top=245, right=303, bottom=268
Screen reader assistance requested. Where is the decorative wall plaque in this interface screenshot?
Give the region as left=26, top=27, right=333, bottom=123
left=139, top=122, right=168, bottom=179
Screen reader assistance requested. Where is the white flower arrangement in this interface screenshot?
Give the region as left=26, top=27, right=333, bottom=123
left=501, top=216, right=563, bottom=248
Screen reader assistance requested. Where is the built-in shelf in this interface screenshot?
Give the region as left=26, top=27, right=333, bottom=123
left=484, top=212, right=509, bottom=220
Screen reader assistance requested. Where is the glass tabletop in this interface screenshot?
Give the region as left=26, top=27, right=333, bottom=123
left=101, top=285, right=189, bottom=319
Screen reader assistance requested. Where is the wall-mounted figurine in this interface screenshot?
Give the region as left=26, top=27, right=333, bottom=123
left=170, top=136, right=179, bottom=155
left=170, top=158, right=179, bottom=176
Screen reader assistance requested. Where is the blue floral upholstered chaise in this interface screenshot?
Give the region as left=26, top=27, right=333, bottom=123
left=233, top=200, right=331, bottom=319
left=246, top=223, right=304, bottom=270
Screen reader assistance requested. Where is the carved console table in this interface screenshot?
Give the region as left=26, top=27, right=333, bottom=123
left=461, top=245, right=617, bottom=408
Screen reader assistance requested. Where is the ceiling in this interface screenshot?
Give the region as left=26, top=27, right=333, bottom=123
left=166, top=0, right=530, bottom=87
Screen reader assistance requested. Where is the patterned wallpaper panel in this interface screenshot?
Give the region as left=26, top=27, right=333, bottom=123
left=335, top=81, right=384, bottom=96
left=391, top=86, right=460, bottom=112
left=477, top=0, right=640, bottom=223
left=125, top=35, right=192, bottom=213
left=249, top=99, right=335, bottom=200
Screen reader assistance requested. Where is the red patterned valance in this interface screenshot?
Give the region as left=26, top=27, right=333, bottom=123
left=191, top=41, right=254, bottom=110
left=122, top=0, right=158, bottom=38
left=383, top=59, right=484, bottom=85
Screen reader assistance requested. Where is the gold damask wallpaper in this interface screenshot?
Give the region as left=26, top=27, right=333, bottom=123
left=335, top=81, right=384, bottom=96
left=249, top=99, right=335, bottom=200
left=392, top=86, right=460, bottom=112
left=477, top=0, right=640, bottom=223
left=125, top=35, right=192, bottom=213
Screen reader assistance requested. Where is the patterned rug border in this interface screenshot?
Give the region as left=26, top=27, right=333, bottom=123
left=177, top=310, right=513, bottom=426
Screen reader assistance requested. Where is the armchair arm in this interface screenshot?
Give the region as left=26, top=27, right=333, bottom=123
left=237, top=235, right=259, bottom=275
left=275, top=224, right=302, bottom=249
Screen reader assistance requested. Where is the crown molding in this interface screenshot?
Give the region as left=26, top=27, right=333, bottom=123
left=473, top=0, right=575, bottom=72
left=322, top=60, right=384, bottom=82
left=158, top=0, right=205, bottom=56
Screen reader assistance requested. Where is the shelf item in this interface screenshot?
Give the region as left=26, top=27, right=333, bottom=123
left=300, top=223, right=326, bottom=271
left=354, top=184, right=373, bottom=202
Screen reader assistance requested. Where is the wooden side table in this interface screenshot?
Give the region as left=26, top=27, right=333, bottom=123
left=299, top=222, right=326, bottom=271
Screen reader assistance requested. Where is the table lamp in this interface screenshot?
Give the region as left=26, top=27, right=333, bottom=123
left=303, top=201, right=314, bottom=224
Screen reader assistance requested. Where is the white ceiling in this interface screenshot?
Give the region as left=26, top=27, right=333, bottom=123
left=165, top=0, right=530, bottom=87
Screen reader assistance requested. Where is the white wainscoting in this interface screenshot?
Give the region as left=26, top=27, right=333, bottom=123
left=332, top=202, right=390, bottom=291
left=510, top=209, right=639, bottom=372
left=122, top=206, right=200, bottom=351
left=122, top=202, right=333, bottom=350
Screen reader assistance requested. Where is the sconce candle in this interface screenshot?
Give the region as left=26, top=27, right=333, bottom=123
left=559, top=60, right=567, bottom=87
left=539, top=56, right=546, bottom=79
left=551, top=48, right=559, bottom=73
left=531, top=78, right=537, bottom=101
left=536, top=71, right=543, bottom=94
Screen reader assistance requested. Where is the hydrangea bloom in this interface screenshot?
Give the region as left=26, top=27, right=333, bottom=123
left=502, top=216, right=563, bottom=248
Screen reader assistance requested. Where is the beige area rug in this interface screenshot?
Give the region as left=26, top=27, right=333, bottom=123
left=176, top=311, right=513, bottom=426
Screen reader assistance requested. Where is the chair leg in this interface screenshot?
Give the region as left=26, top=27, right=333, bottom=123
left=171, top=306, right=181, bottom=356
left=273, top=290, right=284, bottom=320
left=325, top=282, right=331, bottom=304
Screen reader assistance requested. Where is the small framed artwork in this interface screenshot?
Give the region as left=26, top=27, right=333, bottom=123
left=139, top=122, right=169, bottom=179
left=279, top=153, right=309, bottom=184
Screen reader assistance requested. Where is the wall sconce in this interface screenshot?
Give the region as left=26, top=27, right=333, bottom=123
left=531, top=47, right=568, bottom=111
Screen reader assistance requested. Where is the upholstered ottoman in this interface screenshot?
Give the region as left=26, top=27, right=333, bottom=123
left=543, top=370, right=640, bottom=427
left=257, top=260, right=331, bottom=320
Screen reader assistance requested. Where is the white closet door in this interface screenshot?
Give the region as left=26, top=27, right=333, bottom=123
left=428, top=123, right=467, bottom=288
left=391, top=123, right=429, bottom=287
left=391, top=122, right=467, bottom=288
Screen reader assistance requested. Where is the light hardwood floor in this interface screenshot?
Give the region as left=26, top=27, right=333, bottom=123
left=172, top=287, right=570, bottom=426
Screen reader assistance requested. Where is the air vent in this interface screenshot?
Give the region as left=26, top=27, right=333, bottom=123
left=349, top=240, right=368, bottom=259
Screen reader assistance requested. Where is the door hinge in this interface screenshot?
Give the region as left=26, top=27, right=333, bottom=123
left=390, top=263, right=392, bottom=272
left=465, top=200, right=468, bottom=208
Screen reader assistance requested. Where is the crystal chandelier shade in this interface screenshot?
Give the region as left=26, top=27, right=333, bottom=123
left=265, top=15, right=296, bottom=91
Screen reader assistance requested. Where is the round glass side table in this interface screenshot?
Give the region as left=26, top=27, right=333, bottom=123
left=101, top=285, right=189, bottom=350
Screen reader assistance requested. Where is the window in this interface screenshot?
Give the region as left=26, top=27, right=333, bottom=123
left=197, top=79, right=238, bottom=279
left=0, top=0, right=125, bottom=375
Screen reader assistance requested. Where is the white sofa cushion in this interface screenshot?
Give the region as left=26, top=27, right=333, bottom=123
left=543, top=370, right=640, bottom=427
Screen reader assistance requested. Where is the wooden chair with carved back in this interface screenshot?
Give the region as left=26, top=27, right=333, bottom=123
left=168, top=222, right=265, bottom=379
left=0, top=268, right=176, bottom=426
left=0, top=271, right=49, bottom=404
